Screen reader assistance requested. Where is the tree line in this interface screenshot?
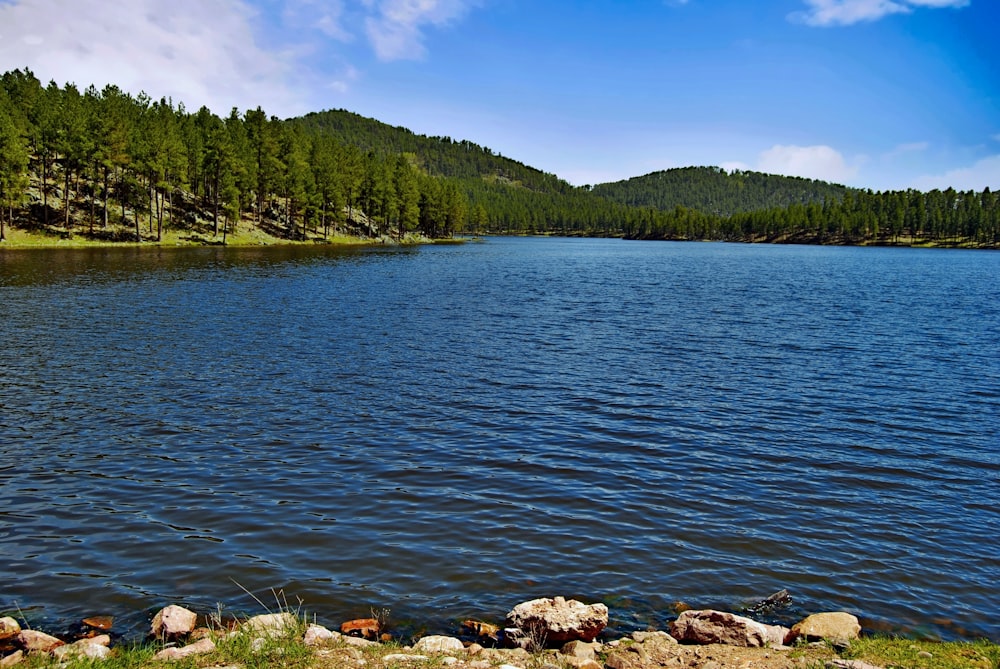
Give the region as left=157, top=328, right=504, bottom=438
left=1, top=68, right=996, bottom=247
left=0, top=69, right=467, bottom=243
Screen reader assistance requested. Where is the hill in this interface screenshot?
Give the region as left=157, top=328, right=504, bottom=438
left=590, top=166, right=850, bottom=217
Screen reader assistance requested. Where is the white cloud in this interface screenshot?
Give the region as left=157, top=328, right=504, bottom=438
left=792, top=0, right=970, bottom=26
left=0, top=0, right=309, bottom=117
left=911, top=155, right=1000, bottom=191
left=364, top=0, right=480, bottom=61
left=284, top=0, right=354, bottom=42
left=756, top=144, right=859, bottom=183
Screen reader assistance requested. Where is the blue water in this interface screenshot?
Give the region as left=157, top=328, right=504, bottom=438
left=1, top=237, right=998, bottom=641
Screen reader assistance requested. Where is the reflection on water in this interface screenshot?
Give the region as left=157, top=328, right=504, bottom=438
left=1, top=238, right=999, bottom=641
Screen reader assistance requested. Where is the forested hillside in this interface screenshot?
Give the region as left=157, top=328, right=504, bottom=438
left=1, top=68, right=997, bottom=248
left=590, top=166, right=851, bottom=216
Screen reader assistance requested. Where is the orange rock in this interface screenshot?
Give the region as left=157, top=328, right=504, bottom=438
left=461, top=620, right=500, bottom=640
left=340, top=618, right=380, bottom=639
left=82, top=616, right=113, bottom=631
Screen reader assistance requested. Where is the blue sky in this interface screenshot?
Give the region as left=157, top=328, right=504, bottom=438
left=0, top=0, right=996, bottom=191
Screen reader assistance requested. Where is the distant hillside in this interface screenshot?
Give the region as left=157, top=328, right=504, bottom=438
left=293, top=110, right=574, bottom=195
left=590, top=166, right=850, bottom=217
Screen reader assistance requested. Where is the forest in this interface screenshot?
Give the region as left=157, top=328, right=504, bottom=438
left=1, top=68, right=997, bottom=247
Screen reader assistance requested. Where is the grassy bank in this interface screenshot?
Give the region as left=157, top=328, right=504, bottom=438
left=4, top=612, right=999, bottom=669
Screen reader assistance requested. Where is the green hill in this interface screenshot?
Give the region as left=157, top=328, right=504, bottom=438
left=590, top=166, right=851, bottom=217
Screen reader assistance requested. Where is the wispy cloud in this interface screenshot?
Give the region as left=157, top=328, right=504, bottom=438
left=0, top=0, right=309, bottom=116
left=791, top=0, right=970, bottom=27
left=734, top=144, right=859, bottom=183
left=284, top=0, right=354, bottom=42
left=911, top=155, right=1000, bottom=191
left=363, top=0, right=481, bottom=61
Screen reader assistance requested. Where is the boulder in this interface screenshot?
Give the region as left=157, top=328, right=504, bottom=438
left=244, top=612, right=298, bottom=637
left=153, top=637, right=216, bottom=661
left=792, top=613, right=861, bottom=644
left=669, top=609, right=791, bottom=647
left=342, top=635, right=378, bottom=647
left=506, top=597, right=608, bottom=644
left=52, top=637, right=112, bottom=661
left=16, top=630, right=64, bottom=653
left=341, top=617, right=380, bottom=639
left=560, top=640, right=599, bottom=660
left=81, top=615, right=114, bottom=631
left=151, top=605, right=198, bottom=638
left=0, top=650, right=23, bottom=668
left=461, top=620, right=500, bottom=642
left=413, top=635, right=465, bottom=653
left=304, top=624, right=341, bottom=646
left=0, top=618, right=20, bottom=640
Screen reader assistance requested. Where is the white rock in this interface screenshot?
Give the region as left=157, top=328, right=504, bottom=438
left=153, top=637, right=216, bottom=661
left=52, top=640, right=112, bottom=661
left=244, top=612, right=298, bottom=638
left=382, top=653, right=429, bottom=662
left=16, top=630, right=64, bottom=653
left=669, top=609, right=791, bottom=647
left=151, top=605, right=198, bottom=638
left=413, top=635, right=465, bottom=653
left=506, top=597, right=609, bottom=644
left=304, top=624, right=342, bottom=646
left=0, top=618, right=21, bottom=640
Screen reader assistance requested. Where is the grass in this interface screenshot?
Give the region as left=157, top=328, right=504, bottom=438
left=842, top=637, right=1000, bottom=669
left=6, top=630, right=998, bottom=669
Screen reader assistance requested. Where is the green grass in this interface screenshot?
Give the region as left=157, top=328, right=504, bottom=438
left=842, top=637, right=1000, bottom=669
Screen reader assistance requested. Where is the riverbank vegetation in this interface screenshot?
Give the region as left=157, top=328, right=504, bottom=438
left=1, top=68, right=997, bottom=248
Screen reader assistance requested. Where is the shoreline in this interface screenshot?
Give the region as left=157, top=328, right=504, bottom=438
left=3, top=597, right=999, bottom=669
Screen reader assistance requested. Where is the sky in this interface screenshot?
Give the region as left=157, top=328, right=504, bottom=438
left=0, top=0, right=997, bottom=191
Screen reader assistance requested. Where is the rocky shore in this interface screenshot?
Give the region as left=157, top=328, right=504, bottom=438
left=5, top=595, right=982, bottom=669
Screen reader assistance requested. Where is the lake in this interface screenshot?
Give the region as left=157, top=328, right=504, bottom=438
left=1, top=237, right=998, bottom=641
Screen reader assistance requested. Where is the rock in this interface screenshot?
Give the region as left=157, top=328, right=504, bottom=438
left=631, top=630, right=677, bottom=644
left=0, top=650, right=23, bottom=668
left=560, top=640, right=599, bottom=660
left=506, top=597, right=608, bottom=644
left=16, top=630, right=64, bottom=653
left=791, top=613, right=861, bottom=644
left=342, top=635, right=378, bottom=648
left=413, top=635, right=465, bottom=653
left=669, top=610, right=792, bottom=647
left=461, top=620, right=501, bottom=641
left=383, top=653, right=428, bottom=662
left=341, top=618, right=380, bottom=639
left=153, top=637, right=216, bottom=661
left=0, top=619, right=21, bottom=641
left=244, top=612, right=298, bottom=637
left=466, top=643, right=485, bottom=655
left=52, top=637, right=112, bottom=661
left=605, top=651, right=641, bottom=669
left=826, top=660, right=884, bottom=669
left=81, top=615, right=114, bottom=631
left=304, top=624, right=341, bottom=646
left=498, top=664, right=524, bottom=669
left=564, top=659, right=602, bottom=669
left=151, top=605, right=198, bottom=638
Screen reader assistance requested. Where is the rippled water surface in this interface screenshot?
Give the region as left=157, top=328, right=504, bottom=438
left=1, top=238, right=999, bottom=640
